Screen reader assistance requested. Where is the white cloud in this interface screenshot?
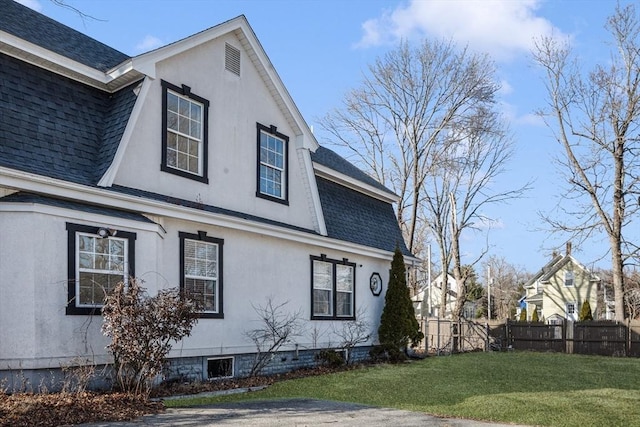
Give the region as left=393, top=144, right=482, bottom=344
left=135, top=35, right=163, bottom=53
left=516, top=113, right=545, bottom=127
left=16, top=0, right=42, bottom=12
left=356, top=0, right=567, bottom=61
left=498, top=79, right=513, bottom=97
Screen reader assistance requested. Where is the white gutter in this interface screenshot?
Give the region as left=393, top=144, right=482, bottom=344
left=0, top=168, right=410, bottom=261
left=313, top=162, right=399, bottom=204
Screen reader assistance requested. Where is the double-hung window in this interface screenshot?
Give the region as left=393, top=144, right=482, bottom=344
left=161, top=80, right=209, bottom=183
left=66, top=223, right=136, bottom=315
left=179, top=231, right=223, bottom=318
left=311, top=255, right=355, bottom=320
left=564, top=270, right=574, bottom=287
left=256, top=123, right=288, bottom=204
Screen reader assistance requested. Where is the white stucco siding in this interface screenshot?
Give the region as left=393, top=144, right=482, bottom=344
left=0, top=205, right=163, bottom=369
left=0, top=211, right=37, bottom=364
left=155, top=217, right=389, bottom=358
left=113, top=33, right=318, bottom=233
left=1, top=201, right=391, bottom=370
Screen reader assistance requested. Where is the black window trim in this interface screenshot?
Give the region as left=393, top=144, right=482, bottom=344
left=310, top=254, right=356, bottom=321
left=161, top=79, right=210, bottom=183
left=66, top=222, right=136, bottom=316
left=179, top=231, right=224, bottom=319
left=256, top=122, right=289, bottom=205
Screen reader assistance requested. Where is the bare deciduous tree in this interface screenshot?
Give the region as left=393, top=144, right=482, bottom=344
left=437, top=109, right=528, bottom=319
left=320, top=39, right=527, bottom=320
left=481, top=256, right=530, bottom=320
left=245, top=298, right=303, bottom=377
left=533, top=4, right=640, bottom=321
left=320, top=39, right=500, bottom=257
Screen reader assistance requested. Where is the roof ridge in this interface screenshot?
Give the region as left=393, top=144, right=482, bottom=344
left=0, top=0, right=129, bottom=71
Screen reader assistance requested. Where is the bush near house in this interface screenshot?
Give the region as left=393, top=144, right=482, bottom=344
left=579, top=300, right=593, bottom=321
left=378, top=247, right=423, bottom=360
left=519, top=308, right=527, bottom=321
left=532, top=309, right=539, bottom=322
left=101, top=279, right=202, bottom=396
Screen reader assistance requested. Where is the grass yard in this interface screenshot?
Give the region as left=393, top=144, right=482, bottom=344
left=167, top=352, right=640, bottom=426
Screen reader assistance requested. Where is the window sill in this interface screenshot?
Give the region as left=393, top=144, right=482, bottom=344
left=311, top=315, right=355, bottom=321
left=256, top=191, right=289, bottom=205
left=199, top=312, right=224, bottom=319
left=66, top=306, right=104, bottom=316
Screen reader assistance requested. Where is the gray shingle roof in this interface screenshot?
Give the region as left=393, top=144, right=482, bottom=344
left=0, top=0, right=129, bottom=71
left=315, top=176, right=410, bottom=256
left=0, top=52, right=138, bottom=185
left=0, top=192, right=154, bottom=223
left=311, top=146, right=393, bottom=194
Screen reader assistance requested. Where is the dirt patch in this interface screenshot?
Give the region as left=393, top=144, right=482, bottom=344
left=0, top=392, right=163, bottom=427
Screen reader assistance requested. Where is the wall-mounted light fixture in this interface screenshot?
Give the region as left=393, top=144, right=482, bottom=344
left=97, top=228, right=117, bottom=238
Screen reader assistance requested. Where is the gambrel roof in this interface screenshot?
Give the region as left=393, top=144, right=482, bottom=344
left=0, top=53, right=138, bottom=185
left=0, top=0, right=411, bottom=257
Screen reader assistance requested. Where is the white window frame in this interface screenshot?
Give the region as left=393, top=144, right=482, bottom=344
left=336, top=264, right=354, bottom=317
left=161, top=80, right=209, bottom=183
left=564, top=270, right=574, bottom=287
left=180, top=231, right=224, bottom=318
left=256, top=123, right=288, bottom=204
left=184, top=239, right=218, bottom=313
left=166, top=89, right=204, bottom=176
left=311, top=255, right=355, bottom=320
left=75, top=232, right=128, bottom=308
left=313, top=260, right=333, bottom=317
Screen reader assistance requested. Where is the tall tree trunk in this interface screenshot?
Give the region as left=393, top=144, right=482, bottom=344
left=439, top=249, right=448, bottom=317
left=449, top=193, right=467, bottom=320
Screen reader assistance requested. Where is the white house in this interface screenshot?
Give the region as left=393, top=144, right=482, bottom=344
left=0, top=1, right=413, bottom=390
left=413, top=273, right=457, bottom=319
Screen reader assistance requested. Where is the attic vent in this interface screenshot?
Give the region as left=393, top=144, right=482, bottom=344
left=225, top=43, right=241, bottom=76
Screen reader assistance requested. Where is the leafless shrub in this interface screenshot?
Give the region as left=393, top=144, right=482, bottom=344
left=310, top=324, right=328, bottom=349
left=245, top=298, right=303, bottom=377
left=60, top=357, right=96, bottom=394
left=332, top=308, right=371, bottom=364
left=101, top=278, right=202, bottom=396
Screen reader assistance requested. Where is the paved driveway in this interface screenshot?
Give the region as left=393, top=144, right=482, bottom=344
left=81, top=398, right=530, bottom=426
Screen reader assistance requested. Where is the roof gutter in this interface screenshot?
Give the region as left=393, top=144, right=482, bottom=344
left=0, top=167, right=405, bottom=261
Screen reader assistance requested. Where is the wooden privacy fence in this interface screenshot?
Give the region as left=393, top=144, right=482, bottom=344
left=420, top=317, right=640, bottom=357
left=508, top=320, right=640, bottom=357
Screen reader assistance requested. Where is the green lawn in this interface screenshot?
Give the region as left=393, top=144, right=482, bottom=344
left=166, top=352, right=640, bottom=426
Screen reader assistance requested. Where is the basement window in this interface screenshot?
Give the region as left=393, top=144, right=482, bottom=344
left=207, top=357, right=234, bottom=379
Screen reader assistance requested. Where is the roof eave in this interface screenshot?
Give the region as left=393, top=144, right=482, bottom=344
left=1, top=30, right=140, bottom=92
left=313, top=163, right=399, bottom=203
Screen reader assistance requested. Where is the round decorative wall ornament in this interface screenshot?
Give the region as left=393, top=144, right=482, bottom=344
left=370, top=272, right=382, bottom=296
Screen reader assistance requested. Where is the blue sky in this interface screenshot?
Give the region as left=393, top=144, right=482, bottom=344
left=19, top=0, right=630, bottom=273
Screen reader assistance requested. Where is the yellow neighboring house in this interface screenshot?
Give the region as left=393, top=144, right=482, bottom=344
left=523, top=244, right=600, bottom=322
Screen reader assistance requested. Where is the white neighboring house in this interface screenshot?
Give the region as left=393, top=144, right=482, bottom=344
left=0, top=1, right=414, bottom=391
left=413, top=273, right=460, bottom=319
